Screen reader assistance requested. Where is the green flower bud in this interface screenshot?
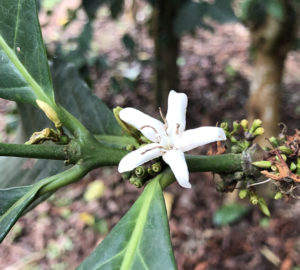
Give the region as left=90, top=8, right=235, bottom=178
left=250, top=119, right=262, bottom=133
left=151, top=162, right=162, bottom=173
left=147, top=168, right=156, bottom=176
left=240, top=119, right=249, bottom=131
left=275, top=154, right=287, bottom=161
left=129, top=176, right=143, bottom=188
left=233, top=121, right=240, bottom=131
left=249, top=192, right=258, bottom=205
left=239, top=189, right=248, bottom=199
left=278, top=145, right=293, bottom=155
left=230, top=136, right=238, bottom=143
left=258, top=197, right=270, bottom=216
left=290, top=162, right=297, bottom=171
left=269, top=136, right=279, bottom=147
left=274, top=192, right=283, bottom=200
left=220, top=122, right=229, bottom=131
left=252, top=127, right=264, bottom=136
left=252, top=161, right=272, bottom=169
left=134, top=166, right=147, bottom=178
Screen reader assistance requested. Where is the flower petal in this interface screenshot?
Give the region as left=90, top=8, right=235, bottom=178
left=179, top=127, right=226, bottom=152
left=118, top=143, right=163, bottom=173
left=166, top=90, right=188, bottom=135
left=120, top=108, right=164, bottom=142
left=162, top=150, right=191, bottom=188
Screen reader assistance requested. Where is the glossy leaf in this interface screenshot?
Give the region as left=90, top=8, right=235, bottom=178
left=0, top=163, right=90, bottom=242
left=0, top=0, right=54, bottom=106
left=52, top=59, right=122, bottom=135
left=77, top=178, right=177, bottom=270
left=0, top=170, right=62, bottom=242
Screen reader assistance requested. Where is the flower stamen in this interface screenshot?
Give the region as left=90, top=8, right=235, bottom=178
left=141, top=145, right=165, bottom=155
left=140, top=125, right=158, bottom=134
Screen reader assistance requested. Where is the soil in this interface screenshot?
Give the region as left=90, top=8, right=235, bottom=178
left=0, top=2, right=300, bottom=270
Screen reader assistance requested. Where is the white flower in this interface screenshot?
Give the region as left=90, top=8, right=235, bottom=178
left=118, top=90, right=226, bottom=188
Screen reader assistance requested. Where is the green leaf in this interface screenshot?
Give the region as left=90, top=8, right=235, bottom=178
left=206, top=0, right=237, bottom=23
left=213, top=203, right=249, bottom=226
left=77, top=179, right=177, bottom=270
left=174, top=2, right=209, bottom=36
left=0, top=174, right=54, bottom=242
left=51, top=59, right=122, bottom=136
left=0, top=163, right=90, bottom=242
left=0, top=0, right=55, bottom=106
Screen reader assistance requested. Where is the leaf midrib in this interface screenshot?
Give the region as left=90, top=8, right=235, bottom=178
left=120, top=180, right=157, bottom=270
left=0, top=34, right=52, bottom=104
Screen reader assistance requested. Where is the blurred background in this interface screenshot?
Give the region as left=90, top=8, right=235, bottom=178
left=0, top=0, right=300, bottom=269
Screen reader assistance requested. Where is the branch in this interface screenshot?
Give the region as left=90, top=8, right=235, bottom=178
left=158, top=154, right=244, bottom=189
left=0, top=143, right=66, bottom=160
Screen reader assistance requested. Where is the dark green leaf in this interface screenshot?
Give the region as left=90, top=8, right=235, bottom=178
left=174, top=2, right=208, bottom=36
left=0, top=175, right=54, bottom=242
left=0, top=163, right=90, bottom=242
left=206, top=0, right=237, bottom=23
left=52, top=59, right=122, bottom=136
left=0, top=0, right=55, bottom=106
left=213, top=203, right=249, bottom=226
left=77, top=179, right=177, bottom=270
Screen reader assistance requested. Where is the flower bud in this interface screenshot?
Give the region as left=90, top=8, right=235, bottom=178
left=220, top=122, right=228, bottom=131
left=147, top=168, right=156, bottom=176
left=240, top=119, right=248, bottom=131
left=129, top=176, right=143, bottom=188
left=135, top=166, right=147, bottom=178
left=250, top=119, right=262, bottom=132
left=239, top=189, right=248, bottom=199
left=290, top=162, right=297, bottom=171
left=252, top=127, right=264, bottom=136
left=252, top=161, right=272, bottom=169
left=258, top=197, right=270, bottom=216
left=230, top=136, right=238, bottom=143
left=275, top=154, right=287, bottom=162
left=233, top=121, right=240, bottom=131
left=274, top=192, right=283, bottom=200
left=268, top=136, right=279, bottom=147
left=152, top=162, right=162, bottom=173
left=250, top=194, right=258, bottom=205
left=278, top=146, right=293, bottom=155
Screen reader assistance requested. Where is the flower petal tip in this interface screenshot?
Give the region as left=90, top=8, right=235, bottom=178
left=179, top=181, right=192, bottom=189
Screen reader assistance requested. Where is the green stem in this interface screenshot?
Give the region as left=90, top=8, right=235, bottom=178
left=186, top=153, right=243, bottom=173
left=56, top=105, right=93, bottom=141
left=159, top=153, right=243, bottom=189
left=0, top=143, right=66, bottom=160
left=38, top=160, right=95, bottom=196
